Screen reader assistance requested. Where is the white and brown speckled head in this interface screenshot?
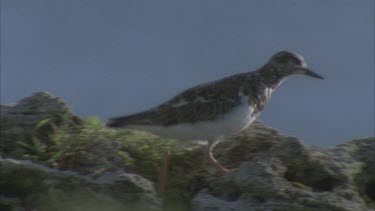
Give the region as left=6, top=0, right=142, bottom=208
left=264, top=51, right=324, bottom=80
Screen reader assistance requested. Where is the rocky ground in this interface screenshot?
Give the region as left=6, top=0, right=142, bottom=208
left=1, top=92, right=374, bottom=211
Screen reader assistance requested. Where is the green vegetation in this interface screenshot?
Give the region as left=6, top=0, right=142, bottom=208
left=16, top=117, right=72, bottom=164
left=5, top=115, right=209, bottom=211
left=13, top=115, right=176, bottom=178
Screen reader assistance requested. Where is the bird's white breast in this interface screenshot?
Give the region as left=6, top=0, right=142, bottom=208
left=126, top=95, right=258, bottom=144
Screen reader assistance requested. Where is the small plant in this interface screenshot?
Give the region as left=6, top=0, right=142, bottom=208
left=13, top=114, right=185, bottom=183
left=17, top=118, right=51, bottom=160
left=84, top=116, right=103, bottom=130
left=16, top=114, right=77, bottom=165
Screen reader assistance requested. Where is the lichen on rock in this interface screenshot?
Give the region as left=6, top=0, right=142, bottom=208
left=0, top=158, right=161, bottom=211
left=192, top=124, right=375, bottom=211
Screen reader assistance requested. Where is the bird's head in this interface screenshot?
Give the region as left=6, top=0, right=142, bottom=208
left=267, top=51, right=324, bottom=80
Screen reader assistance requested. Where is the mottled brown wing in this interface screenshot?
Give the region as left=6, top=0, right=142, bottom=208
left=107, top=74, right=244, bottom=127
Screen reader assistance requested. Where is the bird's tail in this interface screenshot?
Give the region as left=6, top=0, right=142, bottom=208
left=106, top=116, right=129, bottom=128
left=106, top=112, right=152, bottom=128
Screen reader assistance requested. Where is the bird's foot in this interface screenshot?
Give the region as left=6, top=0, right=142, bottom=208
left=211, top=160, right=238, bottom=174
left=219, top=167, right=238, bottom=174
left=204, top=145, right=238, bottom=174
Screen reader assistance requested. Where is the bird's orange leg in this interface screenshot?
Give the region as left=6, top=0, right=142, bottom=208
left=158, top=147, right=171, bottom=193
left=204, top=144, right=234, bottom=173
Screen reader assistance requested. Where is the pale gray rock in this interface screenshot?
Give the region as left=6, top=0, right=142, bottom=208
left=0, top=158, right=161, bottom=211
left=0, top=92, right=82, bottom=157
left=193, top=123, right=374, bottom=211
left=1, top=93, right=374, bottom=211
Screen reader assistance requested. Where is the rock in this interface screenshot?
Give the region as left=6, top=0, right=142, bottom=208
left=56, top=138, right=128, bottom=175
left=0, top=93, right=171, bottom=181
left=0, top=93, right=168, bottom=211
left=0, top=158, right=161, bottom=211
left=0, top=92, right=82, bottom=158
left=192, top=122, right=375, bottom=211
left=1, top=93, right=374, bottom=211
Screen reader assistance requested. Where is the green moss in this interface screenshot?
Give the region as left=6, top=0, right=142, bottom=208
left=161, top=146, right=209, bottom=211
left=2, top=115, right=208, bottom=210
left=0, top=167, right=48, bottom=199
left=0, top=197, right=23, bottom=211
left=284, top=157, right=344, bottom=191
left=214, top=137, right=274, bottom=169
left=354, top=164, right=375, bottom=208
left=4, top=115, right=185, bottom=191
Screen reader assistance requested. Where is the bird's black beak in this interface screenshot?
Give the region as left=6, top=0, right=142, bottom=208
left=297, top=67, right=324, bottom=79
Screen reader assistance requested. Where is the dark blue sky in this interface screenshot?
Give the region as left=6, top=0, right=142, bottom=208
left=1, top=0, right=374, bottom=146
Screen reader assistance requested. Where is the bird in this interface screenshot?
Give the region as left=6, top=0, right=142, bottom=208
left=106, top=51, right=324, bottom=175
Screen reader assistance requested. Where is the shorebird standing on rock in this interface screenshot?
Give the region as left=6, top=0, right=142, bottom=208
left=107, top=51, right=323, bottom=186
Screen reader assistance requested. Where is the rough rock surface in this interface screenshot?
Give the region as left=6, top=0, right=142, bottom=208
left=1, top=92, right=374, bottom=211
left=0, top=158, right=161, bottom=211
left=0, top=92, right=82, bottom=157
left=193, top=122, right=375, bottom=211
left=0, top=92, right=164, bottom=211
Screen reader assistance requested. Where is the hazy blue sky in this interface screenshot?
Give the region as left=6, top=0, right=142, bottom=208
left=1, top=0, right=374, bottom=146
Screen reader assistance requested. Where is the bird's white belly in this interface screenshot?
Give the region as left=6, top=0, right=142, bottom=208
left=126, top=102, right=257, bottom=143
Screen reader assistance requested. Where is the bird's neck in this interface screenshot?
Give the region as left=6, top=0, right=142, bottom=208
left=257, top=64, right=287, bottom=89
left=240, top=68, right=284, bottom=115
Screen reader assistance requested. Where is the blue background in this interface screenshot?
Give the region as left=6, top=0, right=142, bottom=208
left=1, top=0, right=374, bottom=146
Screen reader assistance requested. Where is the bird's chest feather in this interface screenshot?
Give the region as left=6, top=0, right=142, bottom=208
left=207, top=101, right=257, bottom=136
left=244, top=85, right=275, bottom=115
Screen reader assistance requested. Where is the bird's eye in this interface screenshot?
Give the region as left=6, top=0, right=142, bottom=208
left=272, top=52, right=305, bottom=67
left=290, top=57, right=302, bottom=66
